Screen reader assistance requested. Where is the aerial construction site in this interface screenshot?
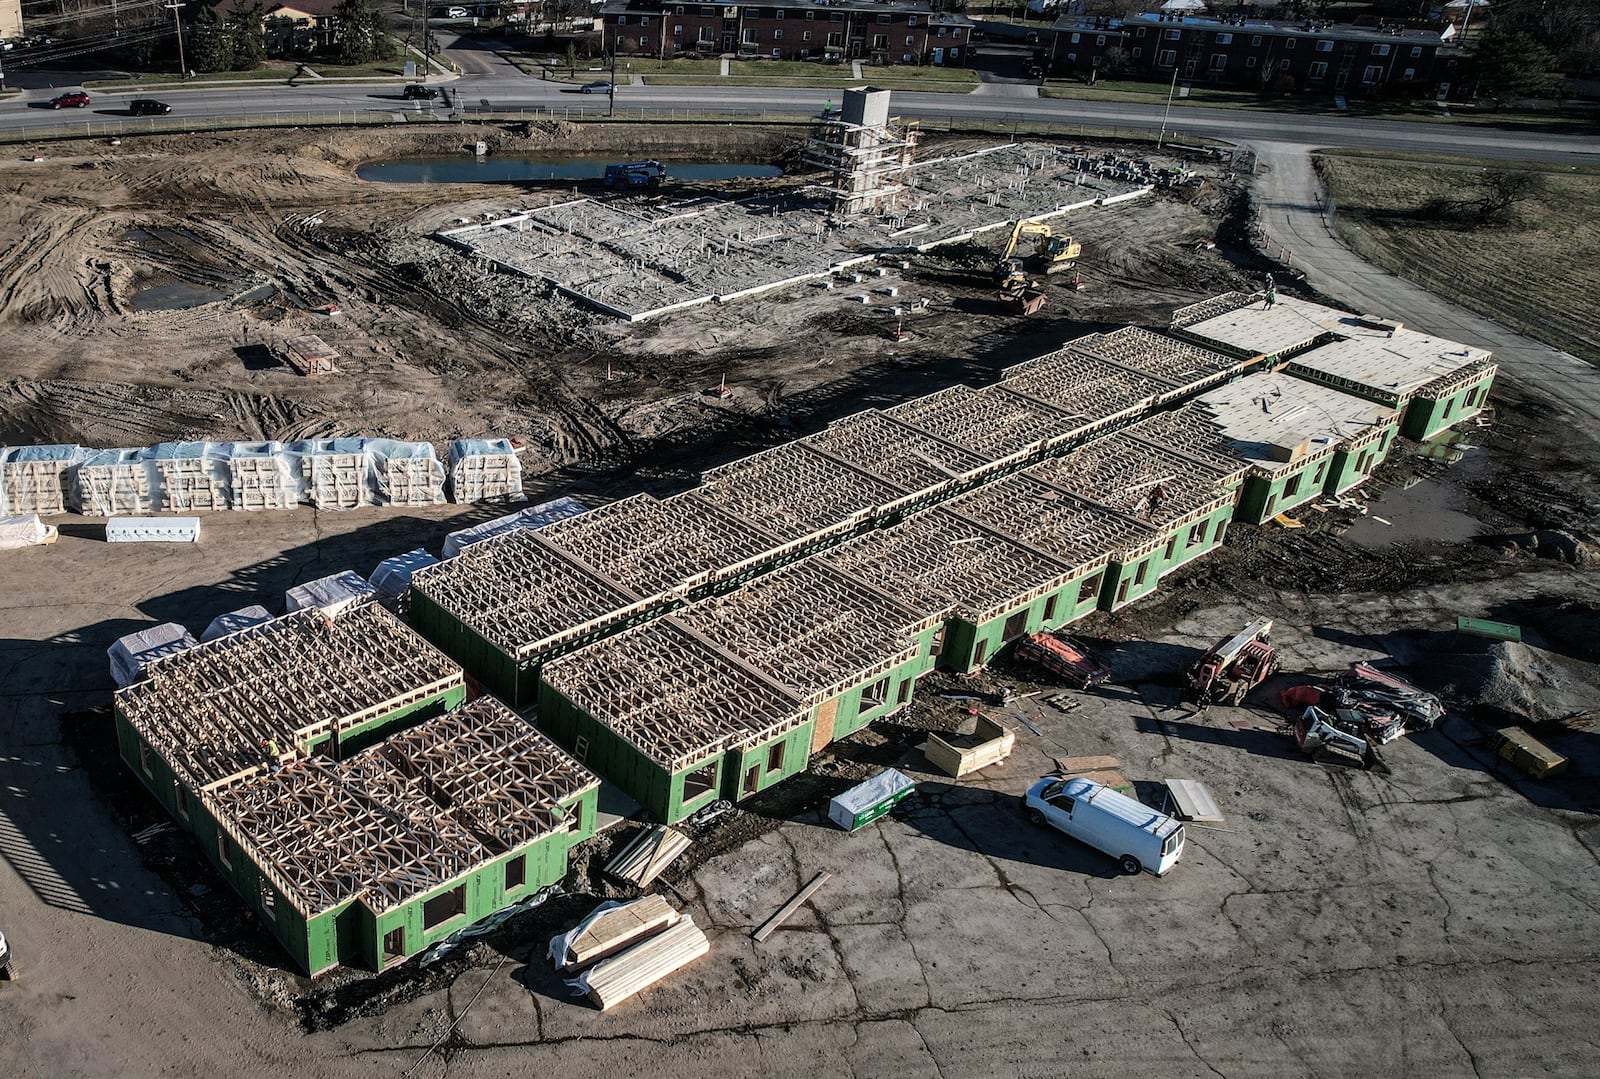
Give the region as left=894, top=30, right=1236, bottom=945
left=1, top=86, right=1598, bottom=1079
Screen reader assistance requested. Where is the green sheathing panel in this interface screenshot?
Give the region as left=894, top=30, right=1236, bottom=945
left=666, top=752, right=725, bottom=824
left=944, top=583, right=1081, bottom=674
left=537, top=683, right=679, bottom=822
left=1324, top=427, right=1396, bottom=496
left=1235, top=454, right=1332, bottom=525
left=825, top=654, right=926, bottom=743
left=1057, top=566, right=1107, bottom=625
left=409, top=589, right=527, bottom=704
left=320, top=685, right=468, bottom=758
left=724, top=720, right=816, bottom=802
left=1104, top=499, right=1238, bottom=608
left=1402, top=371, right=1496, bottom=442
left=1101, top=550, right=1161, bottom=611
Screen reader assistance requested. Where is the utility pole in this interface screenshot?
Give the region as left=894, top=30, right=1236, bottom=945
left=1156, top=63, right=1178, bottom=149
left=608, top=42, right=616, bottom=118
left=166, top=0, right=186, bottom=77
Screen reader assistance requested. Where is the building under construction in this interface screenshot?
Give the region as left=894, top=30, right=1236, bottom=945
left=802, top=87, right=920, bottom=215
left=113, top=606, right=603, bottom=974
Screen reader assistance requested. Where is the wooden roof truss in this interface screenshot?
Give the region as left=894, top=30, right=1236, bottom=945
left=1027, top=431, right=1237, bottom=528
left=1170, top=291, right=1260, bottom=329
left=540, top=492, right=784, bottom=601
left=116, top=605, right=463, bottom=792
left=947, top=473, right=1156, bottom=566
left=410, top=530, right=642, bottom=659
left=887, top=384, right=1077, bottom=462
left=675, top=559, right=934, bottom=704
left=805, top=410, right=993, bottom=495
left=695, top=442, right=903, bottom=545
left=540, top=619, right=807, bottom=772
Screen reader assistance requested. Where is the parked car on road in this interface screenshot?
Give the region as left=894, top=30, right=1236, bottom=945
left=446, top=6, right=469, bottom=16
left=129, top=99, right=171, bottom=115
left=1023, top=775, right=1186, bottom=876
left=50, top=91, right=90, bottom=109
left=580, top=80, right=613, bottom=94
left=0, top=927, right=14, bottom=979
left=402, top=84, right=438, bottom=100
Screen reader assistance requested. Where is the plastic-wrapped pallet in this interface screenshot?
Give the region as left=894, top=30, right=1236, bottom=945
left=448, top=438, right=525, bottom=504
left=200, top=604, right=273, bottom=642
left=222, top=441, right=301, bottom=511
left=70, top=448, right=160, bottom=516
left=367, top=439, right=446, bottom=506
left=0, top=444, right=81, bottom=516
left=145, top=442, right=231, bottom=512
left=285, top=570, right=377, bottom=618
left=289, top=438, right=376, bottom=509
left=441, top=496, right=589, bottom=558
left=0, top=514, right=59, bottom=550
left=369, top=548, right=439, bottom=612
left=108, top=623, right=198, bottom=687
left=105, top=516, right=201, bottom=543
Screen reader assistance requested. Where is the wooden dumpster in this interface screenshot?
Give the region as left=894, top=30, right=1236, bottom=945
left=925, top=714, right=1015, bottom=778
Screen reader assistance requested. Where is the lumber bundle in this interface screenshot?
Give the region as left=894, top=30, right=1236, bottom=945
left=71, top=448, right=158, bottom=516
left=576, top=916, right=709, bottom=1011
left=0, top=444, right=77, bottom=515
left=551, top=896, right=681, bottom=973
left=604, top=825, right=691, bottom=887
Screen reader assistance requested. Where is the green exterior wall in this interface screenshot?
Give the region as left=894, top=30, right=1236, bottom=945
left=1401, top=371, right=1496, bottom=442
left=1236, top=452, right=1336, bottom=526
left=1323, top=426, right=1396, bottom=496
left=1099, top=498, right=1236, bottom=611
left=724, top=721, right=817, bottom=802
left=937, top=570, right=1098, bottom=674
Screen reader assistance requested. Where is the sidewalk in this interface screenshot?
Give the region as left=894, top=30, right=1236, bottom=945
left=1250, top=141, right=1600, bottom=428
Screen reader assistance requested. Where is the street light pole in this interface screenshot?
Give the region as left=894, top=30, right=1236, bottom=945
left=608, top=43, right=616, bottom=118
left=165, top=0, right=186, bottom=77
left=1157, top=63, right=1178, bottom=149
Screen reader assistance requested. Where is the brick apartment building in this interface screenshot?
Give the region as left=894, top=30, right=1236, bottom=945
left=1048, top=13, right=1444, bottom=96
left=598, top=0, right=973, bottom=65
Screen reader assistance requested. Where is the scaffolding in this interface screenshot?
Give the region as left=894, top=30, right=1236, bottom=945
left=801, top=87, right=921, bottom=216
left=116, top=604, right=465, bottom=792
left=804, top=410, right=991, bottom=496
left=823, top=507, right=1080, bottom=626
left=675, top=559, right=935, bottom=706
left=409, top=529, right=642, bottom=659
left=540, top=619, right=808, bottom=773
left=695, top=442, right=904, bottom=547
left=540, top=492, right=784, bottom=602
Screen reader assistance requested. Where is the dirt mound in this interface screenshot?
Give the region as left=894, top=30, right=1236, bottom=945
left=1429, top=638, right=1600, bottom=729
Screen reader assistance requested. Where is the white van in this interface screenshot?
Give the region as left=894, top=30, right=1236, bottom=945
left=1022, top=775, right=1185, bottom=876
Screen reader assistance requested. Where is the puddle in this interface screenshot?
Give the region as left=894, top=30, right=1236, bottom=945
left=356, top=157, right=784, bottom=184
left=129, top=275, right=234, bottom=312
left=1345, top=441, right=1488, bottom=549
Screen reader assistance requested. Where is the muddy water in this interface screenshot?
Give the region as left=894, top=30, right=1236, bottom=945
left=355, top=157, right=783, bottom=184
left=129, top=276, right=234, bottom=312
left=1345, top=446, right=1489, bottom=549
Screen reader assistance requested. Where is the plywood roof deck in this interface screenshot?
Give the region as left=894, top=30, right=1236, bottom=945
left=676, top=559, right=936, bottom=705
left=886, top=384, right=1078, bottom=462
left=947, top=473, right=1158, bottom=565
left=1179, top=293, right=1338, bottom=359
left=1192, top=374, right=1399, bottom=472
left=410, top=529, right=642, bottom=659
left=695, top=442, right=904, bottom=546
left=1027, top=431, right=1240, bottom=528
left=115, top=604, right=464, bottom=793
left=1287, top=326, right=1494, bottom=402
left=540, top=619, right=808, bottom=772
left=805, top=409, right=993, bottom=493
left=539, top=492, right=783, bottom=600
left=209, top=698, right=595, bottom=918
left=823, top=508, right=1081, bottom=625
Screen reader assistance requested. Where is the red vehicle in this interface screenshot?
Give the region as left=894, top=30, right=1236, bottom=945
left=50, top=91, right=90, bottom=109
left=1016, top=632, right=1111, bottom=689
left=1185, top=617, right=1279, bottom=706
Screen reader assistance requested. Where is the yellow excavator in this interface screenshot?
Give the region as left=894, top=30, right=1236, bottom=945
left=997, top=219, right=1081, bottom=277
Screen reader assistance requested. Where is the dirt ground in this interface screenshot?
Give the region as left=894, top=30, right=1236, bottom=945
left=2, top=124, right=1600, bottom=1077
left=0, top=123, right=1249, bottom=496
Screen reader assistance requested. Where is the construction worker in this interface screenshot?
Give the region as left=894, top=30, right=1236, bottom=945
left=1147, top=483, right=1168, bottom=516
left=1263, top=274, right=1277, bottom=308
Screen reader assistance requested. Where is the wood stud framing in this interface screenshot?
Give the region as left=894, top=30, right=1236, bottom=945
left=695, top=442, right=905, bottom=545
left=946, top=473, right=1156, bottom=567
left=804, top=410, right=992, bottom=495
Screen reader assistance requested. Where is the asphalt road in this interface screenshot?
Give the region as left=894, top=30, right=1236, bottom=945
left=3, top=71, right=1598, bottom=164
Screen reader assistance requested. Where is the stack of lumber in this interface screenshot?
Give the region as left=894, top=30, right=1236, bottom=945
left=551, top=895, right=680, bottom=973
left=575, top=915, right=709, bottom=1012
left=604, top=825, right=691, bottom=887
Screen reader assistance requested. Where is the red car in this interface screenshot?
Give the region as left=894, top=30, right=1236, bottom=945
left=50, top=91, right=90, bottom=109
